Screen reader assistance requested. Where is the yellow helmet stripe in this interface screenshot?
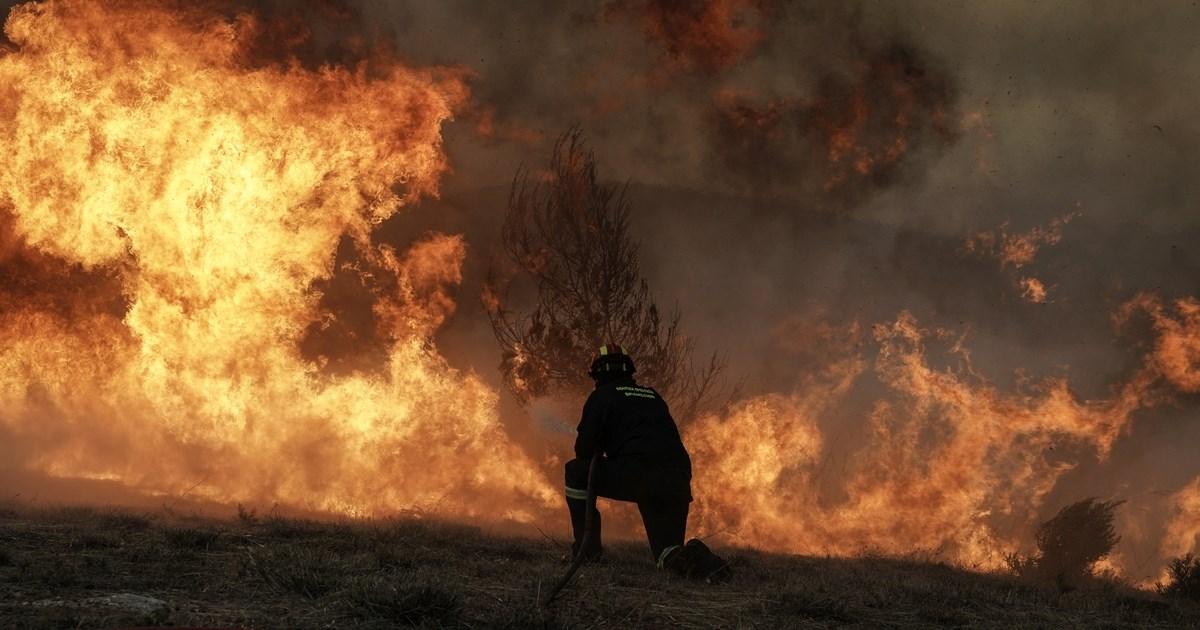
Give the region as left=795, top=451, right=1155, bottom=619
left=598, top=344, right=626, bottom=356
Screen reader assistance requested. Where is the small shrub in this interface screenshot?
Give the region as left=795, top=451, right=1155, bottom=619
left=247, top=546, right=347, bottom=599
left=51, top=505, right=100, bottom=522
left=98, top=509, right=153, bottom=531
left=33, top=556, right=91, bottom=588
left=1035, top=498, right=1124, bottom=584
left=123, top=544, right=165, bottom=564
left=375, top=548, right=415, bottom=572
left=1157, top=553, right=1200, bottom=601
left=1004, top=551, right=1035, bottom=577
left=343, top=574, right=461, bottom=625
left=772, top=590, right=854, bottom=622
left=264, top=514, right=322, bottom=540
left=1008, top=497, right=1125, bottom=588
left=1054, top=572, right=1077, bottom=594
left=236, top=503, right=259, bottom=526
left=164, top=526, right=221, bottom=550
left=71, top=531, right=122, bottom=550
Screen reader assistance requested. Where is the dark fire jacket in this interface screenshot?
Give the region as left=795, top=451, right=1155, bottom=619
left=574, top=375, right=692, bottom=474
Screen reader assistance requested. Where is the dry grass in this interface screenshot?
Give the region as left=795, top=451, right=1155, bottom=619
left=0, top=502, right=1198, bottom=628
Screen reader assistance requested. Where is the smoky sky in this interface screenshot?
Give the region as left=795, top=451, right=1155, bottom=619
left=348, top=2, right=1200, bottom=373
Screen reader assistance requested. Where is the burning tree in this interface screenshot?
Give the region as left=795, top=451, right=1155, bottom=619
left=1007, top=497, right=1125, bottom=588
left=486, top=129, right=728, bottom=421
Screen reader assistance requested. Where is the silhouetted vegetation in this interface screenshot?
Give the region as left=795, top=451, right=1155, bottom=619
left=162, top=525, right=221, bottom=550
left=1007, top=497, right=1125, bottom=589
left=486, top=128, right=730, bottom=421
left=342, top=573, right=462, bottom=625
left=1158, top=553, right=1200, bottom=602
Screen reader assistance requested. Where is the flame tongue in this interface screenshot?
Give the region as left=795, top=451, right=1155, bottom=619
left=0, top=0, right=555, bottom=518
left=687, top=312, right=1146, bottom=567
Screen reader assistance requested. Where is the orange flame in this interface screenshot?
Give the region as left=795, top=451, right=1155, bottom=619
left=1162, top=477, right=1200, bottom=560
left=712, top=44, right=957, bottom=199
left=967, top=209, right=1080, bottom=270
left=608, top=0, right=768, bottom=73
left=1116, top=293, right=1200, bottom=394
left=0, top=0, right=555, bottom=518
left=688, top=312, right=1144, bottom=567
left=1019, top=277, right=1048, bottom=304
left=808, top=48, right=956, bottom=193
left=967, top=208, right=1080, bottom=303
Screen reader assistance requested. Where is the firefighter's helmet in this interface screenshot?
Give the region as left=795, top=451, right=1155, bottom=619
left=588, top=343, right=635, bottom=378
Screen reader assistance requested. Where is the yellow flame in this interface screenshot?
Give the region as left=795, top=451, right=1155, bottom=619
left=1019, top=277, right=1048, bottom=303
left=1117, top=293, right=1200, bottom=394
left=1162, top=477, right=1200, bottom=560
left=0, top=0, right=555, bottom=519
left=688, top=312, right=1144, bottom=568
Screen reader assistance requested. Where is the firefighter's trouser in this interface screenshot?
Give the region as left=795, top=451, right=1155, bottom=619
left=564, top=455, right=691, bottom=562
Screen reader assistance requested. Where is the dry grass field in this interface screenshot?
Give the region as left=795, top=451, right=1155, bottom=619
left=1, top=502, right=1199, bottom=628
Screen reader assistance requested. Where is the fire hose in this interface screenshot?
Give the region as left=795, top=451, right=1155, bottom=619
left=541, top=451, right=601, bottom=607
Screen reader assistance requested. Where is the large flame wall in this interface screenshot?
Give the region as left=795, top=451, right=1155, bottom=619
left=0, top=0, right=554, bottom=520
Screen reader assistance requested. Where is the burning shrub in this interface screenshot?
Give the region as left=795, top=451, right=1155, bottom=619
left=1007, top=498, right=1125, bottom=588
left=486, top=128, right=729, bottom=421
left=1157, top=553, right=1200, bottom=601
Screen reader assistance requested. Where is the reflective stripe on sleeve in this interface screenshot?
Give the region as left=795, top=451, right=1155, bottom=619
left=565, top=486, right=588, bottom=501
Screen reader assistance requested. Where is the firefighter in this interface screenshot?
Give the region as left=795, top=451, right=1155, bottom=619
left=563, top=343, right=730, bottom=581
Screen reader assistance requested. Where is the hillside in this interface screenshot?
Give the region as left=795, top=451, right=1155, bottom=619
left=1, top=504, right=1198, bottom=628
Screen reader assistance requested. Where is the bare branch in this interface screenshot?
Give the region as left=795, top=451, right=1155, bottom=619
left=484, top=128, right=731, bottom=420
